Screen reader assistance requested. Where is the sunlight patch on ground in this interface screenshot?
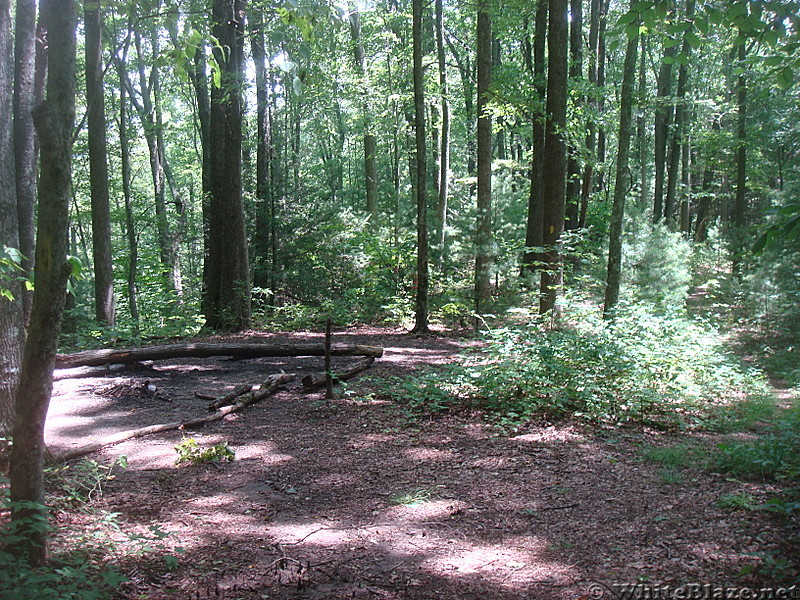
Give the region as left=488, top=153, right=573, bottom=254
left=511, top=426, right=585, bottom=444
left=383, top=499, right=466, bottom=522
left=268, top=521, right=356, bottom=546
left=403, top=447, right=457, bottom=462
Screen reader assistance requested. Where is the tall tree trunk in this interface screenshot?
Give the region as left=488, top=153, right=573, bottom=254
left=85, top=1, right=115, bottom=327
left=564, top=0, right=583, bottom=230
left=664, top=0, right=694, bottom=227
left=652, top=35, right=676, bottom=223
left=116, top=49, right=139, bottom=329
left=603, top=15, right=639, bottom=318
left=732, top=41, right=747, bottom=274
left=637, top=34, right=649, bottom=212
left=411, top=0, right=430, bottom=333
left=579, top=0, right=600, bottom=227
left=10, top=0, right=77, bottom=563
left=251, top=13, right=272, bottom=290
left=0, top=0, right=23, bottom=433
left=205, top=0, right=251, bottom=331
left=13, top=0, right=39, bottom=324
left=349, top=6, right=378, bottom=222
left=475, top=5, right=493, bottom=318
left=540, top=0, right=569, bottom=317
left=435, top=0, right=450, bottom=266
left=594, top=0, right=609, bottom=192
left=522, top=0, right=548, bottom=272
left=446, top=36, right=476, bottom=177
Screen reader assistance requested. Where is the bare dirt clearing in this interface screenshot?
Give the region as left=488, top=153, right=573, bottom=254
left=45, top=328, right=794, bottom=599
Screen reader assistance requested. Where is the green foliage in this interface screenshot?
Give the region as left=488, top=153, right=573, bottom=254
left=382, top=300, right=770, bottom=429
left=390, top=488, right=437, bottom=506
left=716, top=492, right=758, bottom=511
left=624, top=221, right=692, bottom=310
left=712, top=410, right=800, bottom=481
left=640, top=443, right=698, bottom=468
left=44, top=457, right=128, bottom=510
left=0, top=245, right=27, bottom=301
left=174, top=437, right=235, bottom=465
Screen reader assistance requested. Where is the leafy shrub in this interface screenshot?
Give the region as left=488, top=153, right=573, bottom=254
left=384, top=301, right=770, bottom=428
left=713, top=410, right=800, bottom=481
left=174, top=437, right=235, bottom=465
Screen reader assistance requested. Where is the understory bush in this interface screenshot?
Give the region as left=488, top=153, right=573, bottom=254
left=387, top=301, right=771, bottom=428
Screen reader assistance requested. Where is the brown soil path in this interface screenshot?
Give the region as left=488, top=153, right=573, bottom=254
left=45, top=328, right=794, bottom=599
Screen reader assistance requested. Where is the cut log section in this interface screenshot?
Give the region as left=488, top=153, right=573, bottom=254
left=53, top=373, right=296, bottom=462
left=301, top=357, right=375, bottom=390
left=55, top=342, right=384, bottom=369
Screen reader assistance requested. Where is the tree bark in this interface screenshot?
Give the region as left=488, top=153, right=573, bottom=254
left=522, top=0, right=548, bottom=273
left=0, top=0, right=23, bottom=434
left=116, top=47, right=139, bottom=328
left=434, top=0, right=450, bottom=268
left=205, top=0, right=251, bottom=331
left=10, top=0, right=77, bottom=563
left=653, top=37, right=676, bottom=223
left=564, top=0, right=583, bottom=230
left=56, top=342, right=384, bottom=369
left=475, top=5, right=493, bottom=318
left=603, top=13, right=639, bottom=318
left=348, top=6, right=378, bottom=223
left=664, top=0, right=694, bottom=227
left=540, top=0, right=569, bottom=317
left=13, top=0, right=39, bottom=324
left=411, top=0, right=430, bottom=334
left=85, top=0, right=115, bottom=327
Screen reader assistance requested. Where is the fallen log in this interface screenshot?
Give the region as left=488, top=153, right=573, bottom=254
left=207, top=384, right=253, bottom=411
left=53, top=362, right=159, bottom=381
left=53, top=373, right=296, bottom=462
left=55, top=342, right=383, bottom=369
left=301, top=357, right=375, bottom=390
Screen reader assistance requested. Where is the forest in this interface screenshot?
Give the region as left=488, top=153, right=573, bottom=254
left=1, top=0, right=800, bottom=597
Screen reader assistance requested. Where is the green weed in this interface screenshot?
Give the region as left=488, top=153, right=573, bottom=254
left=174, top=437, right=235, bottom=466
left=716, top=492, right=758, bottom=511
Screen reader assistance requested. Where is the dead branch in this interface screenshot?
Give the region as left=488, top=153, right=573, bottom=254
left=301, top=357, right=375, bottom=390
left=206, top=384, right=253, bottom=411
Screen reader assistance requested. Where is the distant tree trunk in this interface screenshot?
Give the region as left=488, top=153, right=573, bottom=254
left=734, top=41, right=747, bottom=231
left=205, top=0, right=251, bottom=331
left=349, top=6, right=378, bottom=222
left=732, top=41, right=747, bottom=274
left=664, top=0, right=694, bottom=227
left=84, top=1, right=115, bottom=327
left=411, top=0, right=430, bottom=333
left=564, top=0, right=583, bottom=230
left=13, top=0, right=39, bottom=324
left=0, top=0, right=23, bottom=433
left=190, top=32, right=211, bottom=301
left=653, top=40, right=676, bottom=223
left=540, top=0, right=569, bottom=317
left=475, top=5, right=493, bottom=318
left=446, top=37, right=476, bottom=177
left=522, top=0, right=547, bottom=273
left=116, top=47, right=139, bottom=328
left=579, top=0, right=600, bottom=226
left=435, top=0, right=450, bottom=266
left=679, top=138, right=691, bottom=233
left=603, top=16, right=638, bottom=318
left=594, top=0, right=609, bottom=192
left=251, top=13, right=273, bottom=290
left=637, top=34, right=649, bottom=212
left=10, top=0, right=77, bottom=563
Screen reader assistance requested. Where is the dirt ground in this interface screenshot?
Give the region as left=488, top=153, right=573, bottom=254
left=44, top=327, right=797, bottom=599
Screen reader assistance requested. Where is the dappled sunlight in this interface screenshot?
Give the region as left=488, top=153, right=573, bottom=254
left=403, top=446, right=457, bottom=461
